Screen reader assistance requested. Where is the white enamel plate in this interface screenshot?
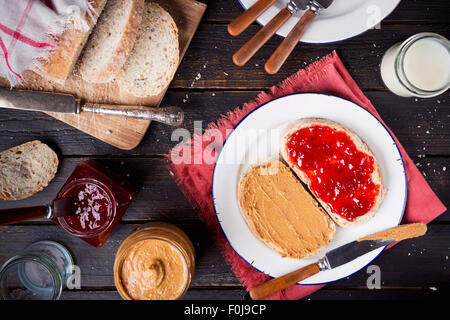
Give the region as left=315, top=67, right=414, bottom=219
left=238, top=0, right=401, bottom=43
left=212, top=93, right=406, bottom=284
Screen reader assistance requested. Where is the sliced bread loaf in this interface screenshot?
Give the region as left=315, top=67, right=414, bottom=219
left=0, top=141, right=58, bottom=200
left=78, top=0, right=145, bottom=83
left=117, top=2, right=179, bottom=97
left=37, top=0, right=107, bottom=83
left=279, top=118, right=385, bottom=228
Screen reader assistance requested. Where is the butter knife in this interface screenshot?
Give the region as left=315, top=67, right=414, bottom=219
left=0, top=88, right=184, bottom=127
left=249, top=223, right=427, bottom=300
left=0, top=198, right=77, bottom=225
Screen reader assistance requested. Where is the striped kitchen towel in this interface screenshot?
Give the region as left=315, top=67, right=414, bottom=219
left=0, top=0, right=95, bottom=86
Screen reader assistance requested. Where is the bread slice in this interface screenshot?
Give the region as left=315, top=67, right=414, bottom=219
left=78, top=0, right=145, bottom=83
left=238, top=159, right=336, bottom=259
left=117, top=2, right=179, bottom=97
left=279, top=118, right=385, bottom=228
left=0, top=141, right=58, bottom=200
left=37, top=0, right=107, bottom=83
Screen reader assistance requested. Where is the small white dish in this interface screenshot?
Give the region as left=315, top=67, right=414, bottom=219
left=237, top=0, right=401, bottom=43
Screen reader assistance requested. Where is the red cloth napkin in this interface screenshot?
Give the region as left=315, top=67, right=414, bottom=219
left=0, top=0, right=94, bottom=86
left=167, top=51, right=447, bottom=300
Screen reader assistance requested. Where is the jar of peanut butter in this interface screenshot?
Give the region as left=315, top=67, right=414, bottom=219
left=114, top=222, right=195, bottom=300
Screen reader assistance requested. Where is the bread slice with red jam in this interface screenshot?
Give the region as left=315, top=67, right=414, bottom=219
left=279, top=118, right=385, bottom=228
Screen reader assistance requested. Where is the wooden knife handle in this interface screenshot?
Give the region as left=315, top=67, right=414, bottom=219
left=0, top=206, right=48, bottom=225
left=233, top=8, right=292, bottom=66
left=249, top=262, right=320, bottom=300
left=265, top=10, right=316, bottom=74
left=228, top=0, right=278, bottom=36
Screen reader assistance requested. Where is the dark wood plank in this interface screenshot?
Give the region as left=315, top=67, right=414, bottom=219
left=201, top=0, right=450, bottom=24
left=61, top=289, right=246, bottom=300
left=0, top=224, right=448, bottom=289
left=0, top=224, right=241, bottom=288
left=0, top=0, right=448, bottom=300
left=0, top=90, right=448, bottom=157
left=0, top=157, right=196, bottom=221
left=172, top=24, right=450, bottom=90
left=59, top=287, right=449, bottom=300
left=0, top=156, right=447, bottom=221
left=307, top=287, right=449, bottom=300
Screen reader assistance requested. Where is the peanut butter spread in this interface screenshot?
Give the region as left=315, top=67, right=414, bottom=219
left=358, top=223, right=427, bottom=242
left=239, top=160, right=335, bottom=259
left=120, top=239, right=188, bottom=300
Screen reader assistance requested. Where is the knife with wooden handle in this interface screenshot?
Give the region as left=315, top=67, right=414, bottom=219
left=0, top=87, right=184, bottom=127
left=265, top=0, right=334, bottom=74
left=0, top=198, right=76, bottom=225
left=233, top=0, right=310, bottom=66
left=228, top=0, right=278, bottom=36
left=249, top=223, right=427, bottom=300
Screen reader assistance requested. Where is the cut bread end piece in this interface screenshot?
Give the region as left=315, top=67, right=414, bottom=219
left=78, top=0, right=145, bottom=84
left=238, top=159, right=336, bottom=259
left=0, top=141, right=58, bottom=200
left=279, top=118, right=385, bottom=228
left=117, top=2, right=179, bottom=98
left=36, top=0, right=107, bottom=83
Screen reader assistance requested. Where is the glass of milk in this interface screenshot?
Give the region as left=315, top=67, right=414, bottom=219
left=380, top=32, right=450, bottom=98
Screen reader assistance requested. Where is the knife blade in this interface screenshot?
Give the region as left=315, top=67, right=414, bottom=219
left=249, top=223, right=427, bottom=300
left=319, top=238, right=394, bottom=270
left=0, top=87, right=79, bottom=113
left=0, top=87, right=184, bottom=127
left=311, top=0, right=334, bottom=10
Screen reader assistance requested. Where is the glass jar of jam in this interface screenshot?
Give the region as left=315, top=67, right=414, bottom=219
left=53, top=160, right=138, bottom=247
left=114, top=222, right=195, bottom=300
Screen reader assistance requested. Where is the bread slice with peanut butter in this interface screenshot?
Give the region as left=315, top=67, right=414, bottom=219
left=238, top=159, right=336, bottom=260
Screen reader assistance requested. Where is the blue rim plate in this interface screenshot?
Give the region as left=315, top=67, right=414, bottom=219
left=212, top=93, right=406, bottom=285
left=237, top=0, right=401, bottom=44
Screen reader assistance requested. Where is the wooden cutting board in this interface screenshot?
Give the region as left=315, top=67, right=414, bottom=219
left=0, top=0, right=206, bottom=150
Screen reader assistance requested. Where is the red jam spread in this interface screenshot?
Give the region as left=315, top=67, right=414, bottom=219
left=61, top=181, right=113, bottom=233
left=53, top=160, right=138, bottom=247
left=286, top=125, right=380, bottom=222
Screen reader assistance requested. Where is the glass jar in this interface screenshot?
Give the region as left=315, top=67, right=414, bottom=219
left=53, top=160, right=139, bottom=247
left=380, top=32, right=450, bottom=98
left=114, top=222, right=195, bottom=300
left=0, top=241, right=74, bottom=300
left=55, top=178, right=117, bottom=240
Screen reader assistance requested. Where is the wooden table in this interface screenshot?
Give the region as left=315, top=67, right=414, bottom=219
left=0, top=0, right=449, bottom=300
